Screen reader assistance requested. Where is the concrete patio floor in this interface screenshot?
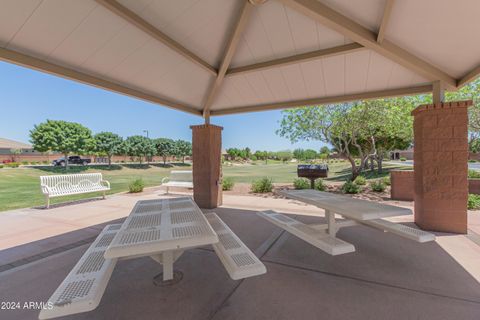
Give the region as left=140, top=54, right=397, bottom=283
left=1, top=189, right=480, bottom=319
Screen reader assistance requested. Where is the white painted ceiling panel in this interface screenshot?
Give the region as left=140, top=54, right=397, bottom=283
left=119, top=0, right=241, bottom=67
left=81, top=27, right=150, bottom=78
left=0, top=0, right=41, bottom=48
left=386, top=0, right=480, bottom=78
left=281, top=64, right=309, bottom=100
left=7, top=0, right=98, bottom=59
left=47, top=5, right=127, bottom=67
left=258, top=69, right=292, bottom=102
left=322, top=55, right=345, bottom=96
left=365, top=52, right=394, bottom=91
left=345, top=50, right=370, bottom=94
left=243, top=72, right=275, bottom=103
left=300, top=59, right=327, bottom=98
left=321, top=0, right=386, bottom=31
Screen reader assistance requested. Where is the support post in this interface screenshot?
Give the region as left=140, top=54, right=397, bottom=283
left=162, top=251, right=173, bottom=281
left=190, top=124, right=223, bottom=209
left=411, top=100, right=473, bottom=233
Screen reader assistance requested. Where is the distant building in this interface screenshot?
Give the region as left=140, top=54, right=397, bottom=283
left=0, top=137, right=34, bottom=154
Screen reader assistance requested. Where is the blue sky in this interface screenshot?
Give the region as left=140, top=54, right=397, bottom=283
left=0, top=61, right=324, bottom=152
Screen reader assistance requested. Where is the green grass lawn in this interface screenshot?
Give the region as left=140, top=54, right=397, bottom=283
left=0, top=161, right=410, bottom=212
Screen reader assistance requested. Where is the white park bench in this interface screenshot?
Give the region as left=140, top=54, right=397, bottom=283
left=161, top=170, right=193, bottom=193
left=40, top=173, right=110, bottom=208
left=258, top=189, right=435, bottom=256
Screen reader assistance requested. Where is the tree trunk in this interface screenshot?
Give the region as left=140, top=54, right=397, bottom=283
left=369, top=156, right=375, bottom=171
left=377, top=156, right=383, bottom=174
left=64, top=153, right=69, bottom=171
left=182, top=156, right=185, bottom=163
left=163, top=156, right=167, bottom=165
left=108, top=155, right=112, bottom=168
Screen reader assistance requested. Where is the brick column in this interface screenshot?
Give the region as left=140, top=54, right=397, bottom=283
left=412, top=101, right=472, bottom=233
left=190, top=124, right=223, bottom=209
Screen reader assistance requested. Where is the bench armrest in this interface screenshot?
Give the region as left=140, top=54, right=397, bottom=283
left=161, top=177, right=170, bottom=184
left=40, top=184, right=52, bottom=195
left=101, top=180, right=111, bottom=188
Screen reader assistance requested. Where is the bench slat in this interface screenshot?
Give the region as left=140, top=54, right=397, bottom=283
left=361, top=218, right=435, bottom=243
left=205, top=213, right=266, bottom=280
left=257, top=211, right=355, bottom=256
left=39, top=224, right=121, bottom=320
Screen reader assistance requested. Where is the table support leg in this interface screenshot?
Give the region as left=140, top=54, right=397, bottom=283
left=325, top=209, right=337, bottom=236
left=162, top=251, right=173, bottom=281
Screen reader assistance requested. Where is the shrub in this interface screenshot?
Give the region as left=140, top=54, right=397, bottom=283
left=353, top=175, right=366, bottom=185
left=315, top=179, right=326, bottom=191
left=21, top=161, right=29, bottom=165
left=382, top=176, right=391, bottom=186
left=468, top=170, right=480, bottom=179
left=370, top=180, right=386, bottom=192
left=222, top=177, right=235, bottom=191
left=341, top=181, right=360, bottom=194
left=468, top=194, right=480, bottom=210
left=400, top=157, right=407, bottom=161
left=5, top=162, right=20, bottom=168
left=42, top=161, right=49, bottom=165
left=251, top=177, right=273, bottom=193
left=0, top=164, right=3, bottom=169
left=128, top=178, right=145, bottom=193
left=293, top=178, right=310, bottom=189
left=468, top=159, right=477, bottom=163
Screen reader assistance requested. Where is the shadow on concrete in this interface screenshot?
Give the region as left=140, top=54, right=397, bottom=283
left=1, top=208, right=479, bottom=320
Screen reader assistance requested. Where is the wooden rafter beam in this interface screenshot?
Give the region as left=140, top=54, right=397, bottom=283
left=377, top=0, right=394, bottom=43
left=202, top=1, right=254, bottom=122
left=280, top=0, right=456, bottom=88
left=458, top=64, right=480, bottom=88
left=95, top=0, right=217, bottom=76
left=0, top=47, right=202, bottom=116
left=226, top=43, right=363, bottom=77
left=210, top=84, right=432, bottom=116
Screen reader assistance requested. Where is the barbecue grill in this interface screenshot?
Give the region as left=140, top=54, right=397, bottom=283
left=297, top=164, right=329, bottom=189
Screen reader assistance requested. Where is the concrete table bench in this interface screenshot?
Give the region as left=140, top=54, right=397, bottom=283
left=257, top=189, right=435, bottom=256
left=40, top=173, right=110, bottom=208
left=161, top=170, right=193, bottom=194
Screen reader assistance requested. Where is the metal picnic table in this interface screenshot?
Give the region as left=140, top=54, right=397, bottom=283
left=258, top=189, right=435, bottom=256
left=104, top=197, right=218, bottom=284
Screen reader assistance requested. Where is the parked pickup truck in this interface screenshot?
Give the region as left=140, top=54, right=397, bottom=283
left=52, top=156, right=91, bottom=166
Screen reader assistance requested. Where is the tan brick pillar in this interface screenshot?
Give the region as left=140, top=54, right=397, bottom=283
left=412, top=101, right=472, bottom=233
left=190, top=124, right=223, bottom=209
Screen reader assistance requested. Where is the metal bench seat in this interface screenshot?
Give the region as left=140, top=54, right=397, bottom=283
left=161, top=170, right=193, bottom=193
left=40, top=173, right=110, bottom=208
left=39, top=224, right=121, bottom=320
left=206, top=213, right=266, bottom=280
left=257, top=211, right=355, bottom=256
left=360, top=218, right=436, bottom=242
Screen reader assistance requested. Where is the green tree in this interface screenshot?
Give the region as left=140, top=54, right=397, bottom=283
left=277, top=98, right=419, bottom=179
left=276, top=150, right=293, bottom=163
left=175, top=140, right=192, bottom=163
left=293, top=148, right=305, bottom=160
left=123, top=135, right=155, bottom=164
left=304, top=149, right=318, bottom=160
left=10, top=148, right=22, bottom=162
left=155, top=138, right=175, bottom=165
left=30, top=120, right=94, bottom=170
left=94, top=132, right=123, bottom=168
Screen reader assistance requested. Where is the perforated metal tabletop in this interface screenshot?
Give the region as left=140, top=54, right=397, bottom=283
left=104, top=197, right=218, bottom=259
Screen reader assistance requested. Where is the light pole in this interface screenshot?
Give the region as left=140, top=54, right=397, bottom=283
left=143, top=130, right=149, bottom=138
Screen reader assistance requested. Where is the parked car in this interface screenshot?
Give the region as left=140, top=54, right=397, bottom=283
left=52, top=156, right=91, bottom=166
